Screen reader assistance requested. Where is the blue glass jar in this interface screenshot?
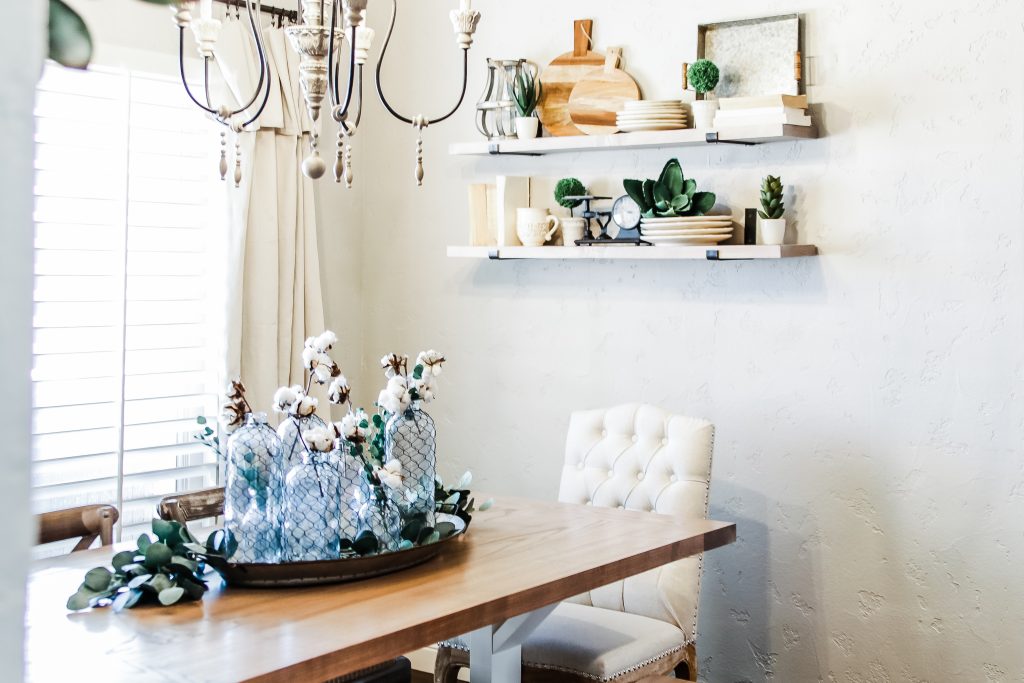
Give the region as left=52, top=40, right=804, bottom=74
left=224, top=412, right=280, bottom=563
left=281, top=451, right=341, bottom=562
left=273, top=413, right=326, bottom=535
left=384, top=404, right=437, bottom=528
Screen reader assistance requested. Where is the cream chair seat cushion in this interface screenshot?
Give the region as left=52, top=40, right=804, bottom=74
left=442, top=602, right=686, bottom=681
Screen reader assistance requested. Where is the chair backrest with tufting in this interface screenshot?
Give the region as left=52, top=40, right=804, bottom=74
left=557, top=404, right=715, bottom=643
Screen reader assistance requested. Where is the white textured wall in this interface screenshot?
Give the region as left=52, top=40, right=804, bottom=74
left=0, top=0, right=45, bottom=679
left=353, top=0, right=1024, bottom=680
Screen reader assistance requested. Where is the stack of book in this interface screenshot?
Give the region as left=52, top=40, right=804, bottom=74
left=713, top=94, right=812, bottom=128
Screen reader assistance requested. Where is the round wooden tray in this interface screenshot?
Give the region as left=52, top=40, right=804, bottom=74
left=204, top=515, right=466, bottom=588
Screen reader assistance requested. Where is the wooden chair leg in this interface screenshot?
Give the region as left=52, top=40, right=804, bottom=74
left=673, top=643, right=697, bottom=681
left=434, top=647, right=463, bottom=683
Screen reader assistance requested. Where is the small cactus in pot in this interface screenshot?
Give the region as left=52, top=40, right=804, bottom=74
left=758, top=175, right=787, bottom=245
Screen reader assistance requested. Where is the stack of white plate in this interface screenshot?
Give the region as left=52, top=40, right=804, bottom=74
left=641, top=215, right=734, bottom=245
left=616, top=100, right=688, bottom=132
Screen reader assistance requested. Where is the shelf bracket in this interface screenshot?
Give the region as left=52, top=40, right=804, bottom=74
left=705, top=249, right=720, bottom=261
left=487, top=248, right=501, bottom=260
left=705, top=132, right=757, bottom=146
left=488, top=143, right=543, bottom=157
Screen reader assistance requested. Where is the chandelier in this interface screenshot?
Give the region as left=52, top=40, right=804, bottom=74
left=169, top=0, right=481, bottom=187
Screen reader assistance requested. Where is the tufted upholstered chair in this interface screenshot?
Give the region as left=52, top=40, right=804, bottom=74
left=434, top=404, right=715, bottom=683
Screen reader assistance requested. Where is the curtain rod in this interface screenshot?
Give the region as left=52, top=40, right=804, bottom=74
left=214, top=0, right=298, bottom=25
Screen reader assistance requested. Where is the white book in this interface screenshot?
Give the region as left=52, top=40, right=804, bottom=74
left=718, top=94, right=808, bottom=110
left=714, top=108, right=812, bottom=127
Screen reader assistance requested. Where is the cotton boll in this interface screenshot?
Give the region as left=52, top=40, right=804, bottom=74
left=295, top=394, right=318, bottom=417
left=303, top=425, right=335, bottom=453
left=377, top=389, right=400, bottom=415
left=301, top=346, right=318, bottom=369
left=328, top=376, right=350, bottom=405
left=315, top=330, right=338, bottom=352
left=273, top=385, right=299, bottom=414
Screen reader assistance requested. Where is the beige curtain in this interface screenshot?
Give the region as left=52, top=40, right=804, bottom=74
left=216, top=18, right=327, bottom=413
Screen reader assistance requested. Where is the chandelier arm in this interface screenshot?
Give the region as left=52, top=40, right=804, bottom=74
left=242, top=24, right=274, bottom=127
left=374, top=0, right=471, bottom=126
left=373, top=0, right=412, bottom=124
left=353, top=64, right=364, bottom=127
left=178, top=27, right=219, bottom=116
left=232, top=0, right=272, bottom=117
left=426, top=49, right=468, bottom=126
left=203, top=58, right=214, bottom=108
left=330, top=21, right=358, bottom=120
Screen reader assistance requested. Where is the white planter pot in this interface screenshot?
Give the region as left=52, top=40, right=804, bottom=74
left=515, top=116, right=539, bottom=139
left=561, top=217, right=588, bottom=244
left=690, top=99, right=719, bottom=129
left=760, top=217, right=787, bottom=245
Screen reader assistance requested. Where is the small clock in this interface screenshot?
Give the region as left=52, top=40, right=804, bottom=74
left=611, top=195, right=643, bottom=236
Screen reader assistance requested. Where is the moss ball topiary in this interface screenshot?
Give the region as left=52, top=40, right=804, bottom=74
left=554, top=178, right=587, bottom=210
left=687, top=59, right=720, bottom=94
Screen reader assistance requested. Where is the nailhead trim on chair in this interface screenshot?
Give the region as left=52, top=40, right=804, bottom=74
left=439, top=642, right=686, bottom=682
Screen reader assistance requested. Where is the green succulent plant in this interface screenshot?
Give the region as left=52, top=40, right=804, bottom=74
left=758, top=175, right=785, bottom=219
left=512, top=67, right=542, bottom=117
left=67, top=518, right=210, bottom=612
left=554, top=178, right=587, bottom=215
left=687, top=59, right=720, bottom=95
left=623, top=159, right=716, bottom=218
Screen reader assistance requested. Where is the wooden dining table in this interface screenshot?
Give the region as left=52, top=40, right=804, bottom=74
left=26, top=495, right=736, bottom=683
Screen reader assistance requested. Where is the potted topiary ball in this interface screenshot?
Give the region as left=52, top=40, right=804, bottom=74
left=687, top=59, right=720, bottom=129
left=758, top=175, right=786, bottom=245
left=554, top=178, right=588, bottom=244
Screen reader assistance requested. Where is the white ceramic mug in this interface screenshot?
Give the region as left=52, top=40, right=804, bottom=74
left=561, top=217, right=588, bottom=244
left=516, top=208, right=560, bottom=247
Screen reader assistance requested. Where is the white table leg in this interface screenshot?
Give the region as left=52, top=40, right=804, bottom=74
left=466, top=603, right=557, bottom=683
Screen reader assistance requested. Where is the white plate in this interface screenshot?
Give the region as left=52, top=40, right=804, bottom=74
left=618, top=123, right=688, bottom=132
left=617, top=119, right=688, bottom=126
left=617, top=114, right=687, bottom=121
left=645, top=234, right=733, bottom=244
left=643, top=216, right=732, bottom=224
left=618, top=110, right=685, bottom=117
left=624, top=100, right=684, bottom=108
left=641, top=228, right=734, bottom=236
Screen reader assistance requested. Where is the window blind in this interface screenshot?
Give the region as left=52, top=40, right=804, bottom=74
left=32, top=63, right=224, bottom=554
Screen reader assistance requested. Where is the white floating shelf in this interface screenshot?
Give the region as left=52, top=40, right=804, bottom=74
left=449, top=124, right=817, bottom=156
left=447, top=245, right=818, bottom=261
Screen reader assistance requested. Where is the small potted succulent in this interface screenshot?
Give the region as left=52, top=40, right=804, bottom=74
left=554, top=177, right=588, bottom=243
left=758, top=175, right=786, bottom=245
left=623, top=159, right=716, bottom=219
left=687, top=59, right=720, bottom=129
left=512, top=66, right=542, bottom=139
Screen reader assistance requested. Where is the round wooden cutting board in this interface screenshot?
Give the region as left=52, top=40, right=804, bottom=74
left=568, top=48, right=641, bottom=135
left=537, top=19, right=605, bottom=137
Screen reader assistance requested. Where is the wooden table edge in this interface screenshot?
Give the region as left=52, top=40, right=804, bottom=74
left=243, top=521, right=737, bottom=683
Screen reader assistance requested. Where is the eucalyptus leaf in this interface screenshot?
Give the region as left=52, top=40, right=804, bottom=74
left=144, top=542, right=173, bottom=568
left=152, top=518, right=177, bottom=542
left=398, top=539, right=414, bottom=550
left=457, top=471, right=473, bottom=489
left=148, top=573, right=173, bottom=594
left=111, top=550, right=136, bottom=571
left=435, top=522, right=457, bottom=538
left=128, top=574, right=153, bottom=590
left=170, top=555, right=198, bottom=573
left=83, top=567, right=112, bottom=592
left=112, top=588, right=143, bottom=612
left=196, top=415, right=207, bottom=425
left=158, top=586, right=185, bottom=606
left=444, top=492, right=460, bottom=505
left=479, top=498, right=494, bottom=511
left=137, top=534, right=152, bottom=552
left=67, top=588, right=98, bottom=611
left=423, top=531, right=441, bottom=545
left=48, top=0, right=93, bottom=69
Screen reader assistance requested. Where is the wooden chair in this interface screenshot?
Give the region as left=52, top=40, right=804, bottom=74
left=157, top=487, right=411, bottom=683
left=435, top=404, right=716, bottom=683
left=157, top=486, right=225, bottom=524
left=37, top=504, right=119, bottom=552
